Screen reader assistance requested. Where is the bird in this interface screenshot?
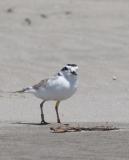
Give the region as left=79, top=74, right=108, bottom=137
left=15, top=64, right=78, bottom=124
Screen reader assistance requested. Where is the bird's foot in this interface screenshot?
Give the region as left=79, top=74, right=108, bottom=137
left=57, top=119, right=61, bottom=124
left=40, top=121, right=50, bottom=125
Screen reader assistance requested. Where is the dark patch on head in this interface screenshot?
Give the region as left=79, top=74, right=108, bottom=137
left=67, top=64, right=77, bottom=67
left=61, top=66, right=68, bottom=71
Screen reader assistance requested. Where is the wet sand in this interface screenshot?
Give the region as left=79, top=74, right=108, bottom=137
left=0, top=122, right=129, bottom=160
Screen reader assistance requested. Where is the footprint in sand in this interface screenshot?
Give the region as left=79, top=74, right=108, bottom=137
left=24, top=18, right=32, bottom=25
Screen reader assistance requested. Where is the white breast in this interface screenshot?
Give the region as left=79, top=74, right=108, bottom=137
left=33, top=76, right=78, bottom=101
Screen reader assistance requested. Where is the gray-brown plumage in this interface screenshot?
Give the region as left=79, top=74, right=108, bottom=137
left=33, top=79, right=48, bottom=90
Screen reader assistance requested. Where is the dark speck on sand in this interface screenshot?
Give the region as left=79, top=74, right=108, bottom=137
left=40, top=14, right=48, bottom=19
left=64, top=11, right=72, bottom=15
left=24, top=18, right=32, bottom=25
left=6, top=8, right=14, bottom=13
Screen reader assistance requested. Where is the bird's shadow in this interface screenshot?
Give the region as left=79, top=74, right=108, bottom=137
left=11, top=122, right=50, bottom=126
left=11, top=121, right=69, bottom=126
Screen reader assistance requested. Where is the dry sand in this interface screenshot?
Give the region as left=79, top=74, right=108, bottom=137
left=0, top=0, right=129, bottom=159
left=0, top=0, right=129, bottom=123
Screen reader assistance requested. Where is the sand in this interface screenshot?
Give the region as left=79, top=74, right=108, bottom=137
left=0, top=0, right=128, bottom=123
left=0, top=122, right=129, bottom=160
left=0, top=0, right=129, bottom=159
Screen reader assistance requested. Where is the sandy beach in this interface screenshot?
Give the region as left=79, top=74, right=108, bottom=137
left=0, top=0, right=129, bottom=159
left=0, top=0, right=129, bottom=123
left=0, top=122, right=129, bottom=160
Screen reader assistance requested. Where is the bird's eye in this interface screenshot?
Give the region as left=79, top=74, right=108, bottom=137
left=61, top=67, right=68, bottom=71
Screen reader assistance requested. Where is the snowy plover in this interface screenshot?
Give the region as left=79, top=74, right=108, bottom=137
left=16, top=64, right=78, bottom=124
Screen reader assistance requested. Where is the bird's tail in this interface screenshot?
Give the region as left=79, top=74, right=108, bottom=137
left=0, top=87, right=35, bottom=98
left=13, top=87, right=33, bottom=94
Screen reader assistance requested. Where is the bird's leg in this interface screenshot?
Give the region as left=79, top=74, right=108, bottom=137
left=40, top=100, right=48, bottom=125
left=55, top=101, right=61, bottom=123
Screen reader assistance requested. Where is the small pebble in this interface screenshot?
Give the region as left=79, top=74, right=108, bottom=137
left=112, top=76, right=117, bottom=80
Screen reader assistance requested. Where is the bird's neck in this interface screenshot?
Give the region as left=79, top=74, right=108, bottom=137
left=57, top=71, right=78, bottom=85
left=66, top=75, right=78, bottom=86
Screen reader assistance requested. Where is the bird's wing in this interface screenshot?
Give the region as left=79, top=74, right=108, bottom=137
left=32, top=79, right=49, bottom=90
left=14, top=76, right=58, bottom=93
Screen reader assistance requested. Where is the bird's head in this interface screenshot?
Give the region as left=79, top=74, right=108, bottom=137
left=59, top=64, right=78, bottom=79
